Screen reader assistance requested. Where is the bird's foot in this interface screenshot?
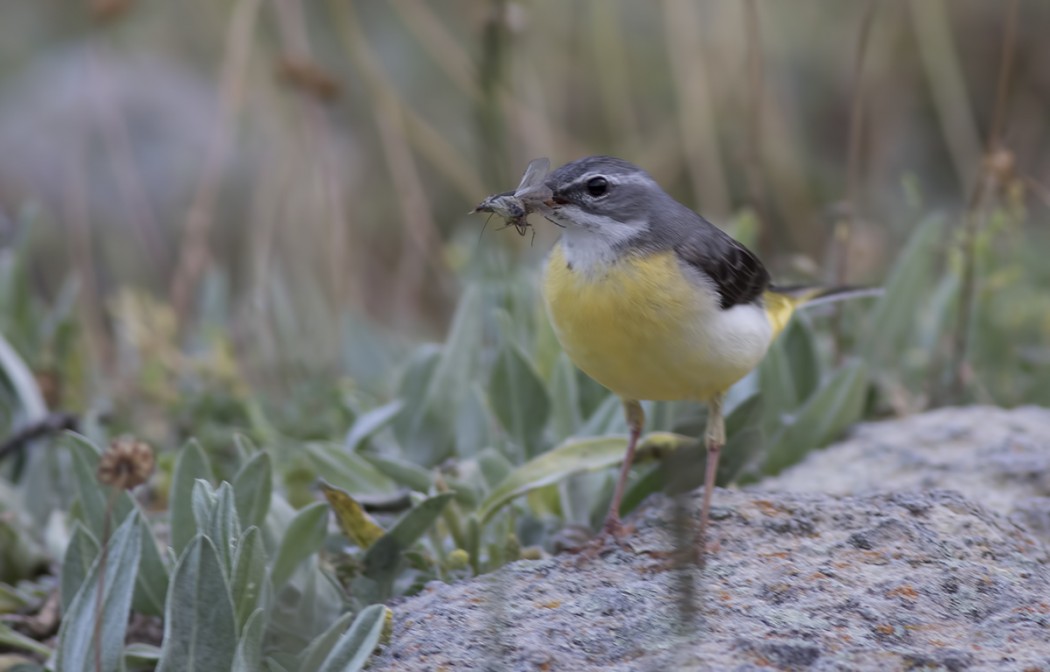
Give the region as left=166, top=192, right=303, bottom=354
left=568, top=517, right=635, bottom=565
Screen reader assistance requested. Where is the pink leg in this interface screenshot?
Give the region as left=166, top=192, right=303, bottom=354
left=601, top=399, right=644, bottom=537
left=697, top=393, right=726, bottom=560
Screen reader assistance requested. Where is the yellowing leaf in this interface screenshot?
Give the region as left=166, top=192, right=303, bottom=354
left=320, top=482, right=385, bottom=550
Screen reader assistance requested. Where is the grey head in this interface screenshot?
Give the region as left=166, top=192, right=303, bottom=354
left=544, top=156, right=660, bottom=230
left=541, top=156, right=710, bottom=263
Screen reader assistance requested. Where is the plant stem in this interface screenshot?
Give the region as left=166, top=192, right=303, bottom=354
left=831, top=0, right=879, bottom=362
left=93, top=486, right=120, bottom=672
left=945, top=0, right=1018, bottom=402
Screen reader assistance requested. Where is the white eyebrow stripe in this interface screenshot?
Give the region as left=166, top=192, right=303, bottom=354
left=561, top=171, right=656, bottom=190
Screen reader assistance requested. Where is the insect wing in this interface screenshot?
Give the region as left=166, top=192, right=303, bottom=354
left=514, top=158, right=551, bottom=200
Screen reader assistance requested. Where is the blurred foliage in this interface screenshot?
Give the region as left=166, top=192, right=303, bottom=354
left=1, top=0, right=1049, bottom=667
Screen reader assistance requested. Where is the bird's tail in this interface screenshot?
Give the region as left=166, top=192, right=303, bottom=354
left=764, top=285, right=883, bottom=337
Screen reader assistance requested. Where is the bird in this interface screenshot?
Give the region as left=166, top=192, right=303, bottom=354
left=531, top=155, right=876, bottom=558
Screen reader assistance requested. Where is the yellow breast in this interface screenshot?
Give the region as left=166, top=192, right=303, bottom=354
left=542, top=244, right=774, bottom=402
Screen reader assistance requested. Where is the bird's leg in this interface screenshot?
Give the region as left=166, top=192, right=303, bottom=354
left=697, top=393, right=726, bottom=559
left=601, top=399, right=645, bottom=538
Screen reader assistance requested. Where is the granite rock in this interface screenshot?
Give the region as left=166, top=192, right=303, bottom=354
left=369, top=408, right=1050, bottom=671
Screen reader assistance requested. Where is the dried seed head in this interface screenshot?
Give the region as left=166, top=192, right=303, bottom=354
left=97, top=437, right=155, bottom=490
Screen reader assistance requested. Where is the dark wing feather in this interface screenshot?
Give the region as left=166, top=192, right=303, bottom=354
left=674, top=225, right=770, bottom=310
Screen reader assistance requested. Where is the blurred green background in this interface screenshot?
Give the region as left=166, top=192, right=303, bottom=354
left=1, top=1, right=1050, bottom=667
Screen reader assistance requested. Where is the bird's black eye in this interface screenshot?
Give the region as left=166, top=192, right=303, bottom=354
left=586, top=176, right=609, bottom=197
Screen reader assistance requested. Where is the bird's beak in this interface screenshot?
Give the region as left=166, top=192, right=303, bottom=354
left=545, top=181, right=568, bottom=206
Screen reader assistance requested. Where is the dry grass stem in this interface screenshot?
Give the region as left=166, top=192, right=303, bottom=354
left=169, top=0, right=262, bottom=327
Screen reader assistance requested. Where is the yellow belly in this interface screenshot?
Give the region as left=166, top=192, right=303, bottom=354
left=543, top=244, right=772, bottom=401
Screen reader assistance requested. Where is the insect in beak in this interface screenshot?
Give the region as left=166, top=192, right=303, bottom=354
left=470, top=158, right=553, bottom=238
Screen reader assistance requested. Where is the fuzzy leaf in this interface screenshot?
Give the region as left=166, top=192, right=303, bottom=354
left=270, top=502, right=328, bottom=589
left=392, top=345, right=454, bottom=467
left=231, top=527, right=269, bottom=632
left=425, top=286, right=482, bottom=414
left=56, top=512, right=142, bottom=672
left=158, top=535, right=238, bottom=672
left=759, top=336, right=799, bottom=432
left=208, top=481, right=241, bottom=575
left=170, top=439, right=215, bottom=556
left=231, top=609, right=266, bottom=672
left=316, top=605, right=390, bottom=672
left=344, top=400, right=403, bottom=452
left=360, top=453, right=432, bottom=492
left=59, top=522, right=99, bottom=613
left=0, top=330, right=45, bottom=419
left=488, top=342, right=551, bottom=457
left=133, top=516, right=170, bottom=617
left=765, top=361, right=869, bottom=474
left=548, top=352, right=582, bottom=440
left=191, top=479, right=216, bottom=531
left=861, top=215, right=945, bottom=363
left=124, top=643, right=163, bottom=667
left=302, top=442, right=396, bottom=495
left=783, top=317, right=820, bottom=403
left=296, top=611, right=356, bottom=672
left=234, top=451, right=273, bottom=530
left=578, top=394, right=626, bottom=437
left=363, top=494, right=453, bottom=591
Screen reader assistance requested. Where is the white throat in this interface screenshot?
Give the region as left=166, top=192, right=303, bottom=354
left=551, top=209, right=646, bottom=276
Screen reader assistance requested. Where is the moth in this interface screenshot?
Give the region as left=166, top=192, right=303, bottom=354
left=472, top=158, right=553, bottom=236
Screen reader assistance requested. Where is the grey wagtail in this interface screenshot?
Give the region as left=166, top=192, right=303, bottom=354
left=478, top=155, right=877, bottom=556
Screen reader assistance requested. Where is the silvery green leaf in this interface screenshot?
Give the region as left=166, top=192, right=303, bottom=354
left=758, top=336, right=799, bottom=432
left=765, top=361, right=870, bottom=475
left=453, top=384, right=492, bottom=457
left=170, top=439, right=215, bottom=556
left=344, top=400, right=403, bottom=453
left=56, top=511, right=142, bottom=672
left=783, top=316, right=820, bottom=402
left=316, top=604, right=390, bottom=672
left=231, top=526, right=269, bottom=632
left=392, top=345, right=454, bottom=467
left=231, top=609, right=266, bottom=672
left=59, top=522, right=99, bottom=613
left=425, top=286, right=482, bottom=415
left=302, top=443, right=395, bottom=495
left=269, top=502, right=328, bottom=589
left=208, top=481, right=241, bottom=575
left=360, top=453, right=432, bottom=492
left=124, top=643, right=162, bottom=667
left=132, top=516, right=169, bottom=617
left=861, top=215, right=945, bottom=363
left=549, top=352, right=582, bottom=441
left=191, top=478, right=217, bottom=531
left=488, top=342, right=551, bottom=458
left=157, top=535, right=237, bottom=672
left=579, top=394, right=625, bottom=437
left=363, top=493, right=453, bottom=595
left=234, top=451, right=273, bottom=530
left=296, top=611, right=356, bottom=672
left=233, top=433, right=259, bottom=464
left=0, top=330, right=45, bottom=418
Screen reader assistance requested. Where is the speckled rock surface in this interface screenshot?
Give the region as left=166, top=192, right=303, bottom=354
left=370, top=488, right=1050, bottom=671
left=760, top=406, right=1050, bottom=540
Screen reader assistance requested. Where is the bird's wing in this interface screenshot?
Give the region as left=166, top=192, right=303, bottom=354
left=673, top=224, right=770, bottom=310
